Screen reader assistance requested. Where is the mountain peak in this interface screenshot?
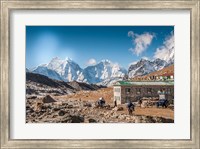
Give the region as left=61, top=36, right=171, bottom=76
left=140, top=58, right=148, bottom=62
left=65, top=57, right=72, bottom=62
left=100, top=59, right=111, bottom=64
left=38, top=63, right=48, bottom=67
left=51, top=57, right=61, bottom=61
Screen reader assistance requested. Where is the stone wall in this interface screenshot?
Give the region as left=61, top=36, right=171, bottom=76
left=120, top=85, right=174, bottom=104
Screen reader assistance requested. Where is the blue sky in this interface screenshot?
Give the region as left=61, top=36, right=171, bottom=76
left=26, top=26, right=174, bottom=69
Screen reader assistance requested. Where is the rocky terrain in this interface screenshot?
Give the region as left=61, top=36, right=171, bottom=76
left=128, top=58, right=168, bottom=78
left=145, top=64, right=174, bottom=77
left=26, top=72, right=174, bottom=123
left=26, top=72, right=104, bottom=96
left=26, top=95, right=174, bottom=123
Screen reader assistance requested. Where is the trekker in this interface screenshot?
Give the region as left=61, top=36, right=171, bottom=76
left=98, top=97, right=105, bottom=107
left=114, top=99, right=117, bottom=107
left=138, top=99, right=142, bottom=107
left=127, top=101, right=135, bottom=115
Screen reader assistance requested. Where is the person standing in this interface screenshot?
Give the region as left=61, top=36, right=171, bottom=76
left=127, top=101, right=135, bottom=115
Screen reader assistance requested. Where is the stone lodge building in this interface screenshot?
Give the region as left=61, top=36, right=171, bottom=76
left=113, top=81, right=174, bottom=105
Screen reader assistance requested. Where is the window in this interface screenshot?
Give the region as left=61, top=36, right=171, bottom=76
left=114, top=96, right=120, bottom=101
left=126, top=96, right=131, bottom=103
left=147, top=88, right=152, bottom=93
left=125, top=88, right=131, bottom=94
left=167, top=88, right=171, bottom=94
left=136, top=88, right=141, bottom=94
left=114, top=88, right=120, bottom=92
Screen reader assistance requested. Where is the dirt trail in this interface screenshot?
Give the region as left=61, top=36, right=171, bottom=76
left=134, top=107, right=173, bottom=119
left=57, top=87, right=114, bottom=103
left=54, top=87, right=174, bottom=120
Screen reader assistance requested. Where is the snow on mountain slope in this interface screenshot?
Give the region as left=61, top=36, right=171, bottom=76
left=128, top=58, right=167, bottom=78
left=47, top=57, right=83, bottom=82
left=82, top=60, right=127, bottom=84
left=32, top=64, right=63, bottom=81
left=31, top=58, right=127, bottom=85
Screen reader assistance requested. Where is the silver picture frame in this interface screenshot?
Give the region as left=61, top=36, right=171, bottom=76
left=1, top=0, right=199, bottom=148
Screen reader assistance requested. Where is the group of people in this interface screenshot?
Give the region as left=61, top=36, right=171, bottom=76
left=97, top=97, right=135, bottom=115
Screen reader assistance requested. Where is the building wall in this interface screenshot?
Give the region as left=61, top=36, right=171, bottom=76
left=113, top=86, right=121, bottom=105
left=115, top=85, right=174, bottom=104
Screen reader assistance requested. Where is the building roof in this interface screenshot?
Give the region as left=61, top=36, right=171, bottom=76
left=113, top=81, right=174, bottom=86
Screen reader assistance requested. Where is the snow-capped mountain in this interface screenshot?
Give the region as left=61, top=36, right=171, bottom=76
left=47, top=57, right=83, bottom=82
left=30, top=58, right=127, bottom=85
left=32, top=64, right=63, bottom=81
left=30, top=55, right=173, bottom=84
left=128, top=58, right=168, bottom=78
left=82, top=60, right=127, bottom=83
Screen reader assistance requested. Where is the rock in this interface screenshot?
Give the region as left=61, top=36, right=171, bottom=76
left=52, top=115, right=57, bottom=118
left=33, top=102, right=42, bottom=112
left=60, top=116, right=71, bottom=123
left=117, top=107, right=124, bottom=111
left=53, top=107, right=61, bottom=111
left=99, top=113, right=104, bottom=117
left=154, top=117, right=174, bottom=123
left=88, top=118, right=97, bottom=123
left=41, top=109, right=46, bottom=112
left=67, top=105, right=73, bottom=109
left=58, top=110, right=65, bottom=116
left=27, top=95, right=37, bottom=99
left=42, top=95, right=56, bottom=103
left=83, top=102, right=92, bottom=107
left=135, top=116, right=143, bottom=123
left=112, top=107, right=124, bottom=111
left=70, top=115, right=84, bottom=123
left=141, top=101, right=148, bottom=108
left=77, top=109, right=82, bottom=113
left=27, top=108, right=34, bottom=113
left=31, top=114, right=36, bottom=117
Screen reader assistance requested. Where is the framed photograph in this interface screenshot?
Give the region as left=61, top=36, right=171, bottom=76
left=1, top=0, right=199, bottom=148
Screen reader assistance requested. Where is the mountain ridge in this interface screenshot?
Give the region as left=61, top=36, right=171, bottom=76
left=29, top=54, right=174, bottom=85
left=31, top=57, right=127, bottom=85
left=26, top=72, right=104, bottom=96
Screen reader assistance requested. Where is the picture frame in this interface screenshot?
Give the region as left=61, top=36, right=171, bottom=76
left=0, top=0, right=199, bottom=148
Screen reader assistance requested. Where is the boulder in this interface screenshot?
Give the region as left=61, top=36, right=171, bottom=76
left=58, top=110, right=65, bottom=116
left=88, top=118, right=97, bottom=123
left=83, top=102, right=92, bottom=107
left=141, top=101, right=148, bottom=108
left=71, top=115, right=84, bottom=123
left=42, top=95, right=56, bottom=103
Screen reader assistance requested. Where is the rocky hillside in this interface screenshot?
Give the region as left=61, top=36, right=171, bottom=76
left=128, top=58, right=168, bottom=78
left=26, top=95, right=174, bottom=123
left=26, top=72, right=104, bottom=96
left=145, top=64, right=174, bottom=77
